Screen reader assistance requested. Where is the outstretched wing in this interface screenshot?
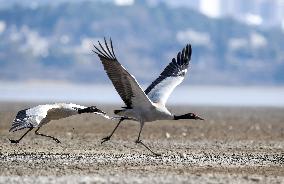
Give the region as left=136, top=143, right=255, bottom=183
left=145, top=44, right=192, bottom=106
left=93, top=38, right=153, bottom=109
left=9, top=105, right=51, bottom=132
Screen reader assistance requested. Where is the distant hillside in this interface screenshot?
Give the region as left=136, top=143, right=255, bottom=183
left=0, top=1, right=283, bottom=85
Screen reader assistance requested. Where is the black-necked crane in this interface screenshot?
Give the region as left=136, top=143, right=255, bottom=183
left=9, top=103, right=113, bottom=143
left=93, top=38, right=204, bottom=156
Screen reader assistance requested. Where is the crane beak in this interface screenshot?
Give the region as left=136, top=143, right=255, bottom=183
left=196, top=115, right=204, bottom=120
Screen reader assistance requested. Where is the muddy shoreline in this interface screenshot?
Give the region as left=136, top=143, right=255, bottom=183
left=0, top=103, right=283, bottom=183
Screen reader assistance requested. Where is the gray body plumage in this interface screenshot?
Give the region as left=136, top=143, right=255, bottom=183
left=10, top=103, right=110, bottom=132
left=115, top=104, right=172, bottom=122
left=94, top=38, right=200, bottom=156
left=94, top=39, right=191, bottom=122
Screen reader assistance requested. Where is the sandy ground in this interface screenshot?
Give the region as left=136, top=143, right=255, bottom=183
left=0, top=102, right=283, bottom=183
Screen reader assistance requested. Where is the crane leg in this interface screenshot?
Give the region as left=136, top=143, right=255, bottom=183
left=101, top=117, right=125, bottom=144
left=135, top=122, right=161, bottom=156
left=35, top=127, right=61, bottom=143
left=9, top=127, right=33, bottom=143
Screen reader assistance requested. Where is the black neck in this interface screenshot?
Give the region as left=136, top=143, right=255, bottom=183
left=174, top=114, right=193, bottom=120
left=78, top=108, right=92, bottom=114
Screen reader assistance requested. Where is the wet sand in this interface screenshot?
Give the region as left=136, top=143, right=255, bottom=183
left=0, top=103, right=283, bottom=183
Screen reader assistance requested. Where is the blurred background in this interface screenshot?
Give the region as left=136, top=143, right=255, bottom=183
left=0, top=0, right=283, bottom=106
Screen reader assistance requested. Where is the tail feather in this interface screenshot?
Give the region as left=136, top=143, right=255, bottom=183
left=9, top=122, right=32, bottom=132
left=9, top=121, right=23, bottom=132
left=10, top=126, right=26, bottom=132
left=10, top=117, right=33, bottom=132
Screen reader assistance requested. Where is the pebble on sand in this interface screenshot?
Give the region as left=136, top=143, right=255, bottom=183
left=166, top=132, right=171, bottom=139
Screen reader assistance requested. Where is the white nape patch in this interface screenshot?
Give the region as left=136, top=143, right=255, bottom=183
left=147, top=76, right=184, bottom=105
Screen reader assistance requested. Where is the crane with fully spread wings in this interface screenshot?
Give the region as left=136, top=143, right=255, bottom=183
left=93, top=38, right=204, bottom=156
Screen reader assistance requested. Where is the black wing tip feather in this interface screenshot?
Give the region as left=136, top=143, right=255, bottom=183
left=93, top=37, right=117, bottom=60
left=77, top=106, right=107, bottom=115
left=186, top=43, right=192, bottom=60
left=9, top=120, right=32, bottom=132
left=9, top=109, right=32, bottom=132
left=180, top=43, right=192, bottom=63
left=163, top=43, right=192, bottom=75
left=9, top=124, right=17, bottom=132
left=9, top=125, right=29, bottom=132
left=144, top=43, right=192, bottom=95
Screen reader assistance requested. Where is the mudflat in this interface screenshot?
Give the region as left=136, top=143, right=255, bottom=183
left=0, top=103, right=283, bottom=183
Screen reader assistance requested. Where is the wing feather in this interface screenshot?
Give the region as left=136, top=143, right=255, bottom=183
left=9, top=105, right=50, bottom=132
left=93, top=38, right=152, bottom=109
left=145, top=44, right=192, bottom=106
